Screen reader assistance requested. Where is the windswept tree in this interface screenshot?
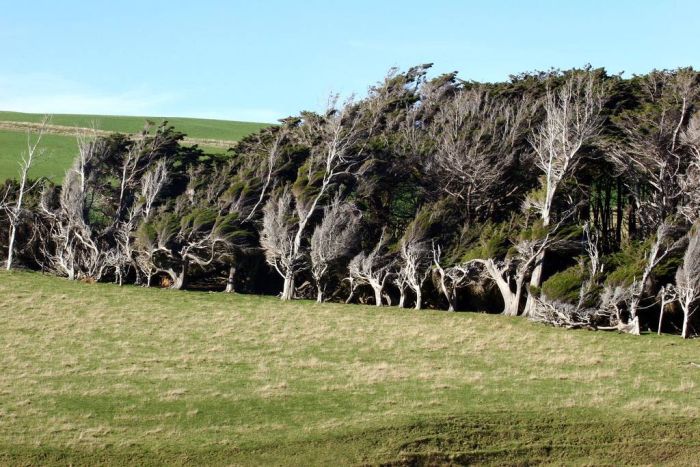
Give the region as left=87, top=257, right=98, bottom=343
left=524, top=70, right=608, bottom=315
left=260, top=185, right=297, bottom=299
left=310, top=195, right=361, bottom=302
left=396, top=223, right=432, bottom=309
left=611, top=68, right=700, bottom=233
left=429, top=86, right=534, bottom=222
left=347, top=231, right=394, bottom=306
left=264, top=95, right=378, bottom=300
left=676, top=224, right=700, bottom=338
left=1, top=116, right=48, bottom=270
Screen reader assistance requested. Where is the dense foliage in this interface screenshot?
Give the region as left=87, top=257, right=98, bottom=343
left=2, top=64, right=699, bottom=337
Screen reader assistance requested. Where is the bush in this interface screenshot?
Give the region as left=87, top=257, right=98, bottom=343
left=541, top=264, right=586, bottom=304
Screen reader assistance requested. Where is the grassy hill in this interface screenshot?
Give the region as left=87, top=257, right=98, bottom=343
left=0, top=270, right=698, bottom=465
left=0, top=111, right=270, bottom=181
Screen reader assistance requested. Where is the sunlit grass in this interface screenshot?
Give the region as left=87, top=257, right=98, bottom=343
left=0, top=270, right=698, bottom=465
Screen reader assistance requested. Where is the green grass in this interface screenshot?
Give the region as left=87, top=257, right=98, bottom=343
left=0, top=129, right=80, bottom=181
left=0, top=111, right=270, bottom=141
left=0, top=270, right=699, bottom=465
left=0, top=111, right=271, bottom=181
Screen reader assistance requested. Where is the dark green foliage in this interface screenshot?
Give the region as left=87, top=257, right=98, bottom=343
left=542, top=264, right=586, bottom=304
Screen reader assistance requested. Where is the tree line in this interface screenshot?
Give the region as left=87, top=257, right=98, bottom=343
left=1, top=64, right=699, bottom=338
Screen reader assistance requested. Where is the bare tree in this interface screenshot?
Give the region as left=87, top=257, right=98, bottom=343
left=429, top=87, right=533, bottom=221
left=260, top=186, right=297, bottom=299
left=38, top=134, right=108, bottom=280
left=525, top=71, right=607, bottom=315
left=611, top=69, right=699, bottom=234
left=431, top=243, right=471, bottom=311
left=2, top=116, right=48, bottom=270
left=675, top=225, right=700, bottom=338
left=139, top=159, right=168, bottom=219
left=347, top=231, right=394, bottom=306
left=270, top=96, right=374, bottom=300
left=467, top=233, right=553, bottom=316
left=245, top=129, right=285, bottom=222
left=679, top=112, right=700, bottom=224
left=397, top=225, right=432, bottom=309
left=309, top=196, right=361, bottom=302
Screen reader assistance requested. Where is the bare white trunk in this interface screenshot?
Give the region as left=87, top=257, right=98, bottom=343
left=373, top=285, right=383, bottom=307
left=5, top=223, right=16, bottom=271
left=281, top=272, right=294, bottom=301
left=224, top=265, right=236, bottom=293
left=414, top=290, right=422, bottom=310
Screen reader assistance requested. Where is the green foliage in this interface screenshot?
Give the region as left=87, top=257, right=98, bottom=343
left=460, top=222, right=512, bottom=261
left=542, top=264, right=586, bottom=304
left=604, top=241, right=648, bottom=287
left=180, top=208, right=217, bottom=234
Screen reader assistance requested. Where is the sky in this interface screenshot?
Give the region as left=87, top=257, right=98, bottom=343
left=0, top=0, right=698, bottom=123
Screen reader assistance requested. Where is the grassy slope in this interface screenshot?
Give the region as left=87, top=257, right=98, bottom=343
left=0, top=130, right=79, bottom=181
left=0, top=111, right=270, bottom=141
left=0, top=111, right=270, bottom=181
left=0, top=270, right=698, bottom=465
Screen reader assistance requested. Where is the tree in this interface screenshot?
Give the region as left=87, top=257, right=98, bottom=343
left=675, top=224, right=700, bottom=338
left=397, top=224, right=432, bottom=309
left=347, top=231, right=394, bottom=306
left=524, top=70, right=607, bottom=315
left=310, top=195, right=361, bottom=302
left=268, top=96, right=376, bottom=300
left=260, top=185, right=297, bottom=299
left=429, top=87, right=533, bottom=222
left=2, top=116, right=48, bottom=270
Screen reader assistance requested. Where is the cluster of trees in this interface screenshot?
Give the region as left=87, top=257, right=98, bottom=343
left=2, top=65, right=699, bottom=338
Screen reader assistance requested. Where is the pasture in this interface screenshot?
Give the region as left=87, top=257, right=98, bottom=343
left=0, top=270, right=698, bottom=465
left=0, top=111, right=270, bottom=181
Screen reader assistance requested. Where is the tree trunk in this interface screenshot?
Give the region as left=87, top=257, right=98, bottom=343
left=482, top=260, right=519, bottom=316
left=281, top=272, right=294, bottom=300
left=372, top=285, right=382, bottom=307
left=224, top=265, right=236, bottom=293
left=617, top=316, right=640, bottom=335
left=398, top=289, right=405, bottom=308
left=5, top=223, right=16, bottom=271
left=171, top=267, right=187, bottom=290
left=414, top=290, right=422, bottom=310
left=524, top=251, right=545, bottom=317
left=682, top=311, right=690, bottom=339
left=316, top=288, right=323, bottom=303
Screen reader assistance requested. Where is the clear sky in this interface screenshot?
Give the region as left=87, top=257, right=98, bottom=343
left=0, top=0, right=698, bottom=123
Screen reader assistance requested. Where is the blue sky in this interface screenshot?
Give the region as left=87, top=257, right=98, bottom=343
left=0, top=0, right=698, bottom=123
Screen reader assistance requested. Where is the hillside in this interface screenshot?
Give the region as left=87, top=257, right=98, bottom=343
left=0, top=270, right=698, bottom=465
left=0, top=111, right=270, bottom=181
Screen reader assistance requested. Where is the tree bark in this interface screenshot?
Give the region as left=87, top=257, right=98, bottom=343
left=372, top=285, right=382, bottom=307
left=414, top=290, right=422, bottom=310
left=224, top=265, right=236, bottom=293
left=281, top=272, right=294, bottom=301
left=5, top=223, right=17, bottom=271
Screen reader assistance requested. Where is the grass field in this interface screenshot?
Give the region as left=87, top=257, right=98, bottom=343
left=0, top=111, right=270, bottom=181
left=0, top=270, right=699, bottom=465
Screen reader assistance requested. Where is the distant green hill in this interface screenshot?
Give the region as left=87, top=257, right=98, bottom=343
left=0, top=111, right=271, bottom=182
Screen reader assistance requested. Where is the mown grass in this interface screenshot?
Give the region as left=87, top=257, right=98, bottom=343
left=0, top=111, right=270, bottom=181
left=0, top=270, right=698, bottom=465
